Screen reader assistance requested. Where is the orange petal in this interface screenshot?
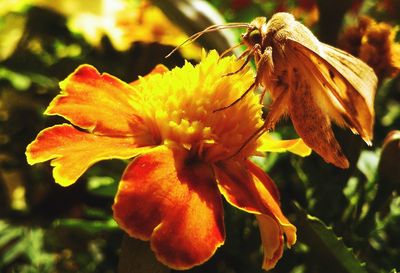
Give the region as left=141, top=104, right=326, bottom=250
left=46, top=65, right=145, bottom=136
left=256, top=214, right=284, bottom=270
left=113, top=145, right=224, bottom=270
left=129, top=64, right=169, bottom=86
left=214, top=159, right=280, bottom=214
left=246, top=160, right=296, bottom=247
left=26, top=124, right=150, bottom=186
left=215, top=159, right=296, bottom=269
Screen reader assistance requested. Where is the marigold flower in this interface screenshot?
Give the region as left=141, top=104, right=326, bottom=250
left=339, top=16, right=400, bottom=79
left=26, top=50, right=310, bottom=270
left=377, top=0, right=400, bottom=18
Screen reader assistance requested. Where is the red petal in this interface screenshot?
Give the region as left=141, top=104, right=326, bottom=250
left=46, top=65, right=146, bottom=136
left=26, top=124, right=150, bottom=186
left=215, top=159, right=296, bottom=268
left=113, top=146, right=225, bottom=269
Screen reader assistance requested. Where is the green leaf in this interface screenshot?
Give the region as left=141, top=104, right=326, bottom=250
left=87, top=176, right=117, bottom=198
left=0, top=225, right=56, bottom=270
left=0, top=224, right=24, bottom=249
left=0, top=67, right=31, bottom=90
left=1, top=232, right=27, bottom=267
left=24, top=229, right=55, bottom=269
left=355, top=132, right=400, bottom=235
left=357, top=150, right=380, bottom=183
left=250, top=153, right=278, bottom=172
left=293, top=202, right=368, bottom=273
left=381, top=101, right=400, bottom=127
left=53, top=218, right=118, bottom=234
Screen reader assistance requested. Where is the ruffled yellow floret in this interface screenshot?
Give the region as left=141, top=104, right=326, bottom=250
left=130, top=50, right=263, bottom=162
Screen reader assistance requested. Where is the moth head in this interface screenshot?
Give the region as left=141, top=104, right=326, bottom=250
left=242, top=17, right=267, bottom=47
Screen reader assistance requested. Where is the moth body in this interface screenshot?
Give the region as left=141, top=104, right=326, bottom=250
left=241, top=12, right=377, bottom=168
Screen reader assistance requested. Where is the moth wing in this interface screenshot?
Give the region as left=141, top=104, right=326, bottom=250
left=285, top=38, right=376, bottom=144
left=321, top=42, right=376, bottom=116
left=287, top=67, right=350, bottom=168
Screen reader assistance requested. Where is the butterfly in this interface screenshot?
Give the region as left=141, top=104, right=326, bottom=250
left=169, top=12, right=377, bottom=168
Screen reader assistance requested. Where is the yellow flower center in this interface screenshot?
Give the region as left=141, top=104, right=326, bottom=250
left=131, top=50, right=263, bottom=162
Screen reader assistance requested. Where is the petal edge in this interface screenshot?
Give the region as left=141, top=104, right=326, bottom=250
left=46, top=65, right=146, bottom=136
left=26, top=124, right=150, bottom=186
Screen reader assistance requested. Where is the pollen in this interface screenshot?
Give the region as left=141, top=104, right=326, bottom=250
left=131, top=50, right=263, bottom=162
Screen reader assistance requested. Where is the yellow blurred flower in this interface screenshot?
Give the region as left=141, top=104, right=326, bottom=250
left=65, top=0, right=200, bottom=58
left=1, top=0, right=200, bottom=58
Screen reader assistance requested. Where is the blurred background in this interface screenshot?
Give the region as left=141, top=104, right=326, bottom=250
left=0, top=0, right=399, bottom=272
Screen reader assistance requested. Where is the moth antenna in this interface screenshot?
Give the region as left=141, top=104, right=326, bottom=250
left=165, top=22, right=249, bottom=58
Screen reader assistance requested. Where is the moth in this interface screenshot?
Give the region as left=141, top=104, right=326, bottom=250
left=170, top=12, right=377, bottom=168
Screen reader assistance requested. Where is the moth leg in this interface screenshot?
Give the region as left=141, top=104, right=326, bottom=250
left=223, top=44, right=261, bottom=77
left=254, top=46, right=275, bottom=104
left=227, top=97, right=285, bottom=159
left=226, top=88, right=285, bottom=158
left=264, top=90, right=289, bottom=131
left=255, top=46, right=274, bottom=83
left=227, top=91, right=286, bottom=159
left=219, top=41, right=245, bottom=59
left=213, top=82, right=256, bottom=112
left=259, top=86, right=268, bottom=104
left=227, top=124, right=267, bottom=159
left=256, top=46, right=289, bottom=129
left=289, top=68, right=349, bottom=168
left=215, top=44, right=266, bottom=112
left=226, top=92, right=282, bottom=158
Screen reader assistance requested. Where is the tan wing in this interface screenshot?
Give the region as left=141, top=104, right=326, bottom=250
left=285, top=38, right=376, bottom=145
left=287, top=66, right=349, bottom=168
left=321, top=42, right=376, bottom=118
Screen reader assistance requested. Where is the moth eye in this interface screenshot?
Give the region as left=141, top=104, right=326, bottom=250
left=249, top=29, right=262, bottom=44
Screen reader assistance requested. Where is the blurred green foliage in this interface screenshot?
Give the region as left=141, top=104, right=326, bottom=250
left=1, top=0, right=399, bottom=273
